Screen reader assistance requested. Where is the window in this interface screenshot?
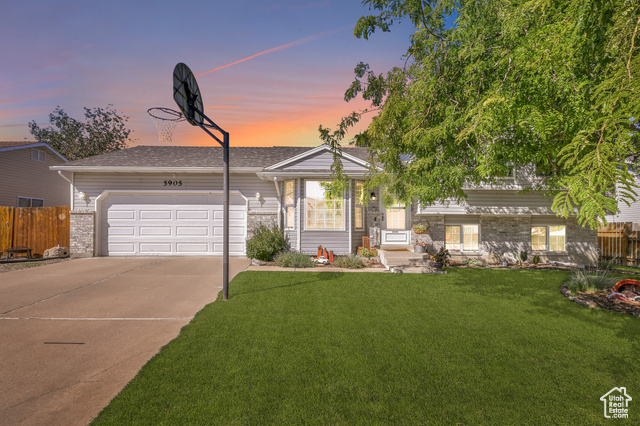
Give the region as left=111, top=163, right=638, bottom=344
left=386, top=200, right=406, bottom=230
left=284, top=180, right=295, bottom=229
left=31, top=149, right=45, bottom=162
left=355, top=182, right=364, bottom=230
left=531, top=225, right=566, bottom=251
left=305, top=180, right=344, bottom=229
left=18, top=197, right=44, bottom=207
left=445, top=225, right=479, bottom=251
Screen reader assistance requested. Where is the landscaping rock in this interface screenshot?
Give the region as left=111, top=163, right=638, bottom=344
left=43, top=246, right=69, bottom=258
left=251, top=258, right=266, bottom=266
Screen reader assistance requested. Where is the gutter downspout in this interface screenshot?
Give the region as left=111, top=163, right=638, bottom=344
left=348, top=179, right=352, bottom=255
left=57, top=171, right=74, bottom=210
left=296, top=178, right=301, bottom=251
left=273, top=177, right=281, bottom=228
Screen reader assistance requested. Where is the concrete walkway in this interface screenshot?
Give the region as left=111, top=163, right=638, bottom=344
left=246, top=265, right=389, bottom=272
left=0, top=256, right=250, bottom=426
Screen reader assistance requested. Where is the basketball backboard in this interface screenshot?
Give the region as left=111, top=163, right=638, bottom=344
left=173, top=62, right=204, bottom=126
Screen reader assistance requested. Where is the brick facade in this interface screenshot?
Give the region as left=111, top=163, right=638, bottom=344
left=247, top=210, right=278, bottom=236
left=70, top=210, right=95, bottom=258
left=406, top=208, right=598, bottom=266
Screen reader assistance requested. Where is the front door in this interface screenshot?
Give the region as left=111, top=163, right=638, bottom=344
left=381, top=200, right=411, bottom=245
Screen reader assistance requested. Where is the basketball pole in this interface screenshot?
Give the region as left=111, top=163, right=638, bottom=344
left=194, top=117, right=230, bottom=301
left=222, top=133, right=229, bottom=301
left=173, top=63, right=230, bottom=301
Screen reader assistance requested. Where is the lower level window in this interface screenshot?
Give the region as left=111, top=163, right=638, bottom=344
left=18, top=197, right=44, bottom=207
left=531, top=225, right=566, bottom=251
left=445, top=224, right=479, bottom=251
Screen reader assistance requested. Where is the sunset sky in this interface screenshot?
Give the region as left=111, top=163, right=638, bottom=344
left=1, top=1, right=416, bottom=148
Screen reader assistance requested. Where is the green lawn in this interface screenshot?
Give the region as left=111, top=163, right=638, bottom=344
left=610, top=264, right=640, bottom=274
left=93, top=269, right=640, bottom=425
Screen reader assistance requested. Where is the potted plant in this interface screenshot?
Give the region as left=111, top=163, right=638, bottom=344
left=431, top=247, right=450, bottom=269
left=413, top=223, right=427, bottom=234
left=414, top=241, right=427, bottom=253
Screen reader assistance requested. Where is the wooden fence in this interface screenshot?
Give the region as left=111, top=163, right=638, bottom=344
left=0, top=206, right=70, bottom=257
left=597, top=222, right=640, bottom=267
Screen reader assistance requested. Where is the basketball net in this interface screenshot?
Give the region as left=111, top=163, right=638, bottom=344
left=148, top=108, right=185, bottom=143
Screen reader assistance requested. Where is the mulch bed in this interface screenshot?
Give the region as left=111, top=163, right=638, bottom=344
left=0, top=257, right=70, bottom=274
left=560, top=285, right=640, bottom=317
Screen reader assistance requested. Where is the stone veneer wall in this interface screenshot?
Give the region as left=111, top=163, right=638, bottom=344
left=409, top=207, right=598, bottom=265
left=479, top=216, right=531, bottom=262
left=70, top=210, right=95, bottom=258
left=247, top=211, right=278, bottom=237
left=366, top=191, right=383, bottom=247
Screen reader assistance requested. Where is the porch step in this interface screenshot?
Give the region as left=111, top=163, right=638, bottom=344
left=379, top=247, right=442, bottom=274
left=390, top=266, right=446, bottom=274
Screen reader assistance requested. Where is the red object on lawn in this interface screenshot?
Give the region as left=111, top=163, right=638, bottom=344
left=362, top=236, right=370, bottom=249
left=613, top=279, right=640, bottom=294
left=329, top=251, right=334, bottom=263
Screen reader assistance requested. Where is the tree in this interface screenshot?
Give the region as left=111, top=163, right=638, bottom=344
left=320, top=0, right=640, bottom=229
left=28, top=105, right=133, bottom=161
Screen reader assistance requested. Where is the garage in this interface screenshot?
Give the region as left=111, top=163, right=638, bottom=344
left=98, top=191, right=248, bottom=256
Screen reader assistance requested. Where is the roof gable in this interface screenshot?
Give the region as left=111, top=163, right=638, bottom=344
left=265, top=144, right=371, bottom=171
left=0, top=141, right=68, bottom=162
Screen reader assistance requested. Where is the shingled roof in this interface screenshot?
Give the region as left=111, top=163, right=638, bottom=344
left=56, top=145, right=371, bottom=169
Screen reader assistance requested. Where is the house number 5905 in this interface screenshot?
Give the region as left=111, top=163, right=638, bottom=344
left=163, top=180, right=182, bottom=186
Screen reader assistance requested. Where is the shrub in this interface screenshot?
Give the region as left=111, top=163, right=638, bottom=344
left=360, top=248, right=375, bottom=258
left=565, top=269, right=617, bottom=293
left=532, top=255, right=541, bottom=265
left=598, top=258, right=616, bottom=271
left=462, top=257, right=488, bottom=267
left=334, top=255, right=365, bottom=269
left=274, top=251, right=314, bottom=268
left=432, top=247, right=451, bottom=265
left=246, top=223, right=288, bottom=261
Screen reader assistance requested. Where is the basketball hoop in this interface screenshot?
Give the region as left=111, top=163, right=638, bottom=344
left=148, top=107, right=185, bottom=143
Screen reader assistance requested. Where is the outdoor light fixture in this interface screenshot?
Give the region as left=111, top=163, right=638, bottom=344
left=78, top=192, right=88, bottom=202
left=370, top=192, right=377, bottom=201
left=255, top=192, right=262, bottom=202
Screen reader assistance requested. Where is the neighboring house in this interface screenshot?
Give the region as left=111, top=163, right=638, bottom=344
left=605, top=168, right=640, bottom=224
left=51, top=144, right=597, bottom=265
left=0, top=141, right=69, bottom=207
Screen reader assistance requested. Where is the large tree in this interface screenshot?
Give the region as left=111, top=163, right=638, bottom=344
left=321, top=0, right=640, bottom=229
left=28, top=105, right=133, bottom=161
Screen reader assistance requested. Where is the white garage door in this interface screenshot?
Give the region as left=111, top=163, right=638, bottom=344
left=100, top=192, right=247, bottom=256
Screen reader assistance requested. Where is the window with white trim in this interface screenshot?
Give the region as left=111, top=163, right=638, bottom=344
left=445, top=224, right=479, bottom=251
left=305, top=180, right=344, bottom=230
left=284, top=180, right=295, bottom=229
left=18, top=197, right=44, bottom=207
left=355, top=182, right=364, bottom=230
left=31, top=148, right=45, bottom=162
left=531, top=225, right=566, bottom=251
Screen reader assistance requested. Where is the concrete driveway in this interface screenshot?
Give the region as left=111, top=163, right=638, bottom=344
left=0, top=256, right=250, bottom=426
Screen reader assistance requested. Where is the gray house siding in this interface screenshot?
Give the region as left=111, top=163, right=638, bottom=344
left=279, top=150, right=367, bottom=172
left=606, top=174, right=640, bottom=224
left=71, top=172, right=277, bottom=214
left=0, top=146, right=68, bottom=206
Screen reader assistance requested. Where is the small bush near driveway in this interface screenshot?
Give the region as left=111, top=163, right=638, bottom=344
left=274, top=251, right=314, bottom=268
left=245, top=223, right=288, bottom=261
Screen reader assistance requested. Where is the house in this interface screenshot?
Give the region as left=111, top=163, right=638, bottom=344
left=605, top=168, right=640, bottom=224
left=51, top=144, right=597, bottom=265
left=0, top=141, right=68, bottom=207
